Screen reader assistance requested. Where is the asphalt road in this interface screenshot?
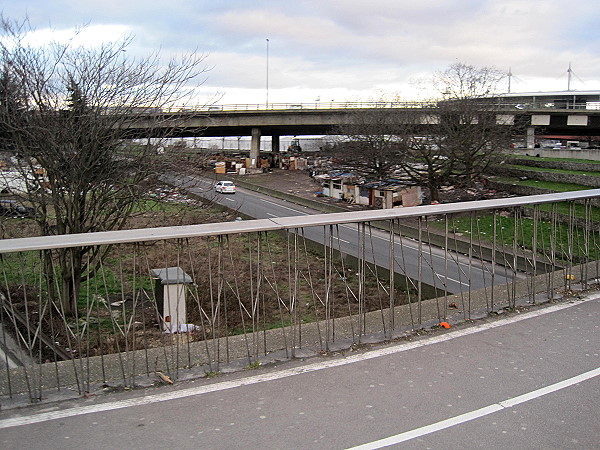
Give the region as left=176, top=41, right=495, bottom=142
left=1, top=295, right=597, bottom=449
left=176, top=175, right=515, bottom=294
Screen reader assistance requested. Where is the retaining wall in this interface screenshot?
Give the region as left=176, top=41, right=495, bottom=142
left=505, top=157, right=600, bottom=173
left=492, top=166, right=600, bottom=188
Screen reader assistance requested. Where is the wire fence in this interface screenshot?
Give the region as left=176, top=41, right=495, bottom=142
left=1, top=189, right=599, bottom=402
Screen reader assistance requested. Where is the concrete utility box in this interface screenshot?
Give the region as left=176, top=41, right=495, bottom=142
left=150, top=267, right=193, bottom=332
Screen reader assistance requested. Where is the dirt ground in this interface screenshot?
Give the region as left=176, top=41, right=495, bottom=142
left=3, top=169, right=506, bottom=360
left=234, top=169, right=325, bottom=199
left=232, top=168, right=510, bottom=208
left=230, top=169, right=367, bottom=211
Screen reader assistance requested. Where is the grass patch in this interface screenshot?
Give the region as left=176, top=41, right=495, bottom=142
left=505, top=164, right=600, bottom=177
left=517, top=179, right=591, bottom=192
left=246, top=360, right=261, bottom=369
left=494, top=176, right=591, bottom=192
left=511, top=155, right=600, bottom=165
left=437, top=213, right=599, bottom=260
left=536, top=202, right=600, bottom=222
left=512, top=155, right=600, bottom=166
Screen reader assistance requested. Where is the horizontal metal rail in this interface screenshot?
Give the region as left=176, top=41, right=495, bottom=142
left=1, top=189, right=599, bottom=253
left=0, top=188, right=599, bottom=403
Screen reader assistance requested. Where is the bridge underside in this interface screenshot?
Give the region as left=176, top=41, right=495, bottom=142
left=166, top=124, right=336, bottom=138
left=123, top=108, right=600, bottom=166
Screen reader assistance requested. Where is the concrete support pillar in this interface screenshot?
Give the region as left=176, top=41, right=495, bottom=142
left=271, top=134, right=280, bottom=153
left=250, top=127, right=261, bottom=168
left=526, top=126, right=536, bottom=149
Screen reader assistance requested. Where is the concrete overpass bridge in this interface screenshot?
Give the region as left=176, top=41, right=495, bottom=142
left=123, top=101, right=600, bottom=167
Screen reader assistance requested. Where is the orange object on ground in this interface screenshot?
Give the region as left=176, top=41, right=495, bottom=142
left=439, top=321, right=451, bottom=329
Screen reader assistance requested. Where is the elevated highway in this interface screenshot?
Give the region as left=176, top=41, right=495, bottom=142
left=123, top=101, right=600, bottom=167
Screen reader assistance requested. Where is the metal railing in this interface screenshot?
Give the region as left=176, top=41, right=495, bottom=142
left=1, top=189, right=600, bottom=402
left=163, top=100, right=599, bottom=113
left=165, top=101, right=438, bottom=113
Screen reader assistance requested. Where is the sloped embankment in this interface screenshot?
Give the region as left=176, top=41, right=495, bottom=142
left=487, top=156, right=600, bottom=206
left=491, top=157, right=600, bottom=188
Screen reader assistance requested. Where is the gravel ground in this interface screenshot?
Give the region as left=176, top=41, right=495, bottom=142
left=233, top=169, right=324, bottom=199
left=230, top=168, right=509, bottom=207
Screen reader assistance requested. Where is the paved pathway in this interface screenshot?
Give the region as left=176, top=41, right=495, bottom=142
left=1, top=295, right=598, bottom=449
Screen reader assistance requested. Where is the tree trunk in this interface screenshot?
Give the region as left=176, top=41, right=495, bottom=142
left=428, top=173, right=442, bottom=203
left=58, top=248, right=83, bottom=315
left=43, top=249, right=58, bottom=307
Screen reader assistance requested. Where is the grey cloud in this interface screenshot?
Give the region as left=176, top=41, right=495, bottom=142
left=3, top=0, right=599, bottom=101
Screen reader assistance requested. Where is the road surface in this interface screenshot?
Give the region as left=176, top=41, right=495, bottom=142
left=174, top=175, right=515, bottom=294
left=1, top=295, right=598, bottom=449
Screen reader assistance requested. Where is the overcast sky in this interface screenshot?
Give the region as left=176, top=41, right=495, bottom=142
left=3, top=1, right=600, bottom=105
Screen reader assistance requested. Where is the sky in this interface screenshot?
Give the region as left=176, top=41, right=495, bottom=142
left=2, top=1, right=600, bottom=106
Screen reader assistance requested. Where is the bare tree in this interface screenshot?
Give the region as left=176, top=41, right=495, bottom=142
left=395, top=130, right=456, bottom=203
left=0, top=17, right=210, bottom=314
left=330, top=63, right=511, bottom=203
left=396, top=63, right=511, bottom=202
left=331, top=107, right=409, bottom=179
left=433, top=62, right=506, bottom=100
left=433, top=62, right=511, bottom=186
left=436, top=103, right=511, bottom=186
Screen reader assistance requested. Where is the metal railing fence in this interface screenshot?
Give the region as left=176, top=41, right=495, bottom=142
left=162, top=100, right=597, bottom=113
left=1, top=189, right=599, bottom=402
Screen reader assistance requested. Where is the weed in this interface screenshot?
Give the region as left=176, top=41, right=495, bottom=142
left=246, top=360, right=261, bottom=370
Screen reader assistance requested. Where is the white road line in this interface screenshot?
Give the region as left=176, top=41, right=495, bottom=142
left=348, top=366, right=600, bottom=449
left=0, top=296, right=596, bottom=430
left=339, top=224, right=419, bottom=249
left=266, top=213, right=278, bottom=217
left=259, top=198, right=309, bottom=215
left=338, top=224, right=475, bottom=267
left=437, top=274, right=470, bottom=287
left=224, top=198, right=235, bottom=202
left=213, top=186, right=485, bottom=276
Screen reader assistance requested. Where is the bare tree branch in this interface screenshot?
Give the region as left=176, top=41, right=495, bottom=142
left=0, top=16, right=211, bottom=313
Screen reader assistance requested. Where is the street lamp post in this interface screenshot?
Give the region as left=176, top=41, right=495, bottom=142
left=266, top=38, right=269, bottom=108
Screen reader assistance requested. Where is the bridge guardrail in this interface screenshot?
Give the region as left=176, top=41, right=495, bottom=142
left=1, top=189, right=599, bottom=402
left=161, top=101, right=597, bottom=113
left=219, top=176, right=558, bottom=274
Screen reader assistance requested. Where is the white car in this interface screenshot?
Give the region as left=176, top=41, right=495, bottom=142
left=214, top=180, right=236, bottom=194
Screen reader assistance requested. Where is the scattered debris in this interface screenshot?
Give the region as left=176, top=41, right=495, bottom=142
left=156, top=371, right=173, bottom=384
left=146, top=187, right=203, bottom=206
left=164, top=323, right=200, bottom=334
